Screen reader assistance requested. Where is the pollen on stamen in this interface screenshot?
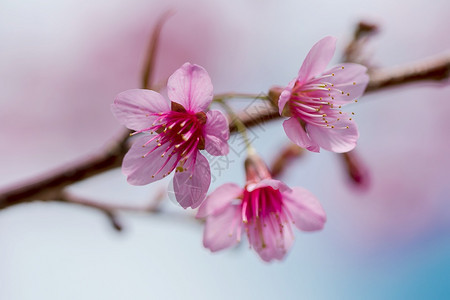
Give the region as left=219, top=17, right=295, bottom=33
left=157, top=143, right=162, bottom=147
left=332, top=73, right=335, bottom=76
left=349, top=118, right=352, bottom=120
left=353, top=82, right=356, bottom=85
left=322, top=114, right=327, bottom=117
left=341, top=66, right=345, bottom=69
left=346, top=126, right=349, bottom=129
left=339, top=105, right=342, bottom=108
left=352, top=112, right=355, bottom=115
left=331, top=97, right=335, bottom=100
left=347, top=93, right=350, bottom=96
left=151, top=175, right=155, bottom=178
left=341, top=91, right=344, bottom=95
left=331, top=125, right=335, bottom=128
left=355, top=99, right=358, bottom=103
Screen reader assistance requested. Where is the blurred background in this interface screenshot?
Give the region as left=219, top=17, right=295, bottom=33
left=1, top=0, right=449, bottom=299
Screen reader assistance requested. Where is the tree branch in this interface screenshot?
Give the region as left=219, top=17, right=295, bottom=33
left=1, top=22, right=450, bottom=212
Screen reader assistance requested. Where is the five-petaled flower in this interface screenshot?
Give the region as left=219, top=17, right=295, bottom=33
left=111, top=63, right=229, bottom=209
left=197, top=153, right=326, bottom=262
left=273, top=36, right=369, bottom=153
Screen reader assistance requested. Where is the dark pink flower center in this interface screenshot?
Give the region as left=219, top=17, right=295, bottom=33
left=288, top=67, right=354, bottom=130
left=241, top=186, right=284, bottom=223
left=241, top=186, right=291, bottom=250
left=137, top=104, right=206, bottom=177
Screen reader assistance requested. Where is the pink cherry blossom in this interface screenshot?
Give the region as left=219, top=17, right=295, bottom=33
left=197, top=154, right=326, bottom=262
left=111, top=63, right=229, bottom=209
left=276, top=36, right=369, bottom=153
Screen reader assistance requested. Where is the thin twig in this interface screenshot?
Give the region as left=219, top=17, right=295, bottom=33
left=141, top=10, right=175, bottom=90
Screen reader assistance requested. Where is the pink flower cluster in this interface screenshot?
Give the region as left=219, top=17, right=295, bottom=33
left=111, top=36, right=368, bottom=261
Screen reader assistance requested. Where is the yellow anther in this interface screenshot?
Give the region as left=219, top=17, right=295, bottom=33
left=355, top=99, right=358, bottom=103
left=346, top=126, right=349, bottom=129
left=347, top=93, right=350, bottom=96
left=341, top=66, right=345, bottom=69
left=353, top=82, right=356, bottom=85
left=332, top=73, right=335, bottom=76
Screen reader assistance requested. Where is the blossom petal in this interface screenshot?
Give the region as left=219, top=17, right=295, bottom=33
left=204, top=110, right=230, bottom=156
left=247, top=216, right=294, bottom=262
left=324, top=63, right=369, bottom=104
left=196, top=183, right=242, bottom=218
left=167, top=62, right=213, bottom=113
left=122, top=135, right=177, bottom=185
left=246, top=178, right=291, bottom=193
left=173, top=152, right=211, bottom=209
left=306, top=117, right=358, bottom=153
left=282, top=187, right=326, bottom=231
left=203, top=203, right=242, bottom=252
left=278, top=78, right=296, bottom=115
left=111, top=89, right=170, bottom=131
left=283, top=117, right=320, bottom=152
left=297, top=36, right=337, bottom=83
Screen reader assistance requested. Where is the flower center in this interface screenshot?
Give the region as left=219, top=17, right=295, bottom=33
left=288, top=66, right=355, bottom=130
left=241, top=186, right=284, bottom=223
left=241, top=186, right=289, bottom=249
left=136, top=104, right=206, bottom=177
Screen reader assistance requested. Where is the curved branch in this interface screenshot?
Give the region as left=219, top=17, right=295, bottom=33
left=1, top=30, right=450, bottom=212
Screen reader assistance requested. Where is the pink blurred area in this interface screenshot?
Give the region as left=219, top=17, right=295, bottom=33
left=0, top=0, right=229, bottom=185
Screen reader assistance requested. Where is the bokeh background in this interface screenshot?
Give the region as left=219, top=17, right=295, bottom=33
left=1, top=0, right=450, bottom=299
